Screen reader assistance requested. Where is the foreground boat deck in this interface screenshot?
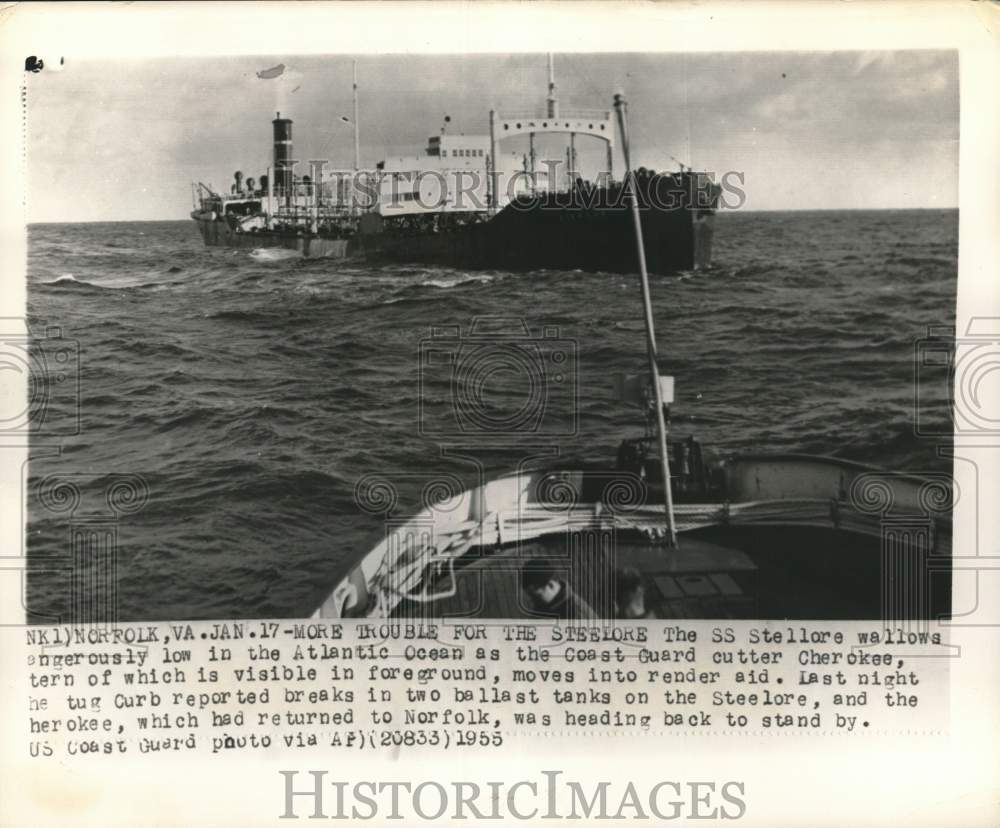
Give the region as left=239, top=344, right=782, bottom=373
left=393, top=534, right=758, bottom=621
left=388, top=522, right=951, bottom=621
left=314, top=456, right=953, bottom=621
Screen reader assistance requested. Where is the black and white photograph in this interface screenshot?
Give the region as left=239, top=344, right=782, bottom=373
left=20, top=48, right=961, bottom=624
left=4, top=4, right=1000, bottom=828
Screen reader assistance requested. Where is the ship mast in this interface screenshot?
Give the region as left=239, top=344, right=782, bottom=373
left=352, top=60, right=360, bottom=170
left=547, top=54, right=577, bottom=187
left=613, top=92, right=678, bottom=548
left=546, top=52, right=558, bottom=118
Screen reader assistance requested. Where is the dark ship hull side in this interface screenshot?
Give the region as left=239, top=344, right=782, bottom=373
left=192, top=172, right=719, bottom=275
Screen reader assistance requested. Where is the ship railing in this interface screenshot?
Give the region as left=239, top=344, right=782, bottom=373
left=270, top=188, right=353, bottom=205
left=270, top=198, right=357, bottom=213
left=268, top=185, right=376, bottom=217
left=331, top=481, right=950, bottom=618
left=613, top=497, right=895, bottom=539
left=368, top=515, right=496, bottom=614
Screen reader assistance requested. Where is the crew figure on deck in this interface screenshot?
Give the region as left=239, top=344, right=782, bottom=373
left=614, top=566, right=656, bottom=619
left=520, top=558, right=596, bottom=621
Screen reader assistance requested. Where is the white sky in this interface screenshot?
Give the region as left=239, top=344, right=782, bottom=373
left=25, top=51, right=958, bottom=222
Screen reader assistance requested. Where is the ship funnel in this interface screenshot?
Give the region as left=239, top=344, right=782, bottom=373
left=272, top=112, right=294, bottom=198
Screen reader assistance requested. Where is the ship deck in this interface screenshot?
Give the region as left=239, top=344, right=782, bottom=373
left=389, top=522, right=950, bottom=621
left=392, top=533, right=758, bottom=621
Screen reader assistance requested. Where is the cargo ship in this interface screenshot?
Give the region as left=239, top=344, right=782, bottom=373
left=190, top=58, right=721, bottom=274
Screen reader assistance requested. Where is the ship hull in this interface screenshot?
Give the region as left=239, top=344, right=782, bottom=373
left=191, top=173, right=719, bottom=273
left=358, top=202, right=715, bottom=274
left=192, top=214, right=352, bottom=259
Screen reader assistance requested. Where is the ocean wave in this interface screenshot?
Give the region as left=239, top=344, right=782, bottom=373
left=26, top=212, right=959, bottom=620
left=225, top=419, right=281, bottom=444
left=822, top=419, right=952, bottom=474
left=39, top=272, right=179, bottom=293
left=204, top=308, right=276, bottom=323
left=249, top=247, right=301, bottom=261
left=888, top=254, right=956, bottom=268
left=40, top=274, right=103, bottom=290
left=423, top=275, right=490, bottom=289
left=223, top=468, right=354, bottom=506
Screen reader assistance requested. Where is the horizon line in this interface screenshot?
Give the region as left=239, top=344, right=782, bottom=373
left=27, top=205, right=960, bottom=225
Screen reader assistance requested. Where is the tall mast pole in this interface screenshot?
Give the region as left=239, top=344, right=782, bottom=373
left=352, top=60, right=360, bottom=171
left=546, top=52, right=558, bottom=118
left=613, top=92, right=678, bottom=547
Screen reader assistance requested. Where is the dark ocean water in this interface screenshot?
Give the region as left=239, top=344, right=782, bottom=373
left=26, top=209, right=957, bottom=621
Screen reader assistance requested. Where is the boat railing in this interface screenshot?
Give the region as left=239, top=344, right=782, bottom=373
left=319, top=483, right=952, bottom=618
left=364, top=498, right=826, bottom=608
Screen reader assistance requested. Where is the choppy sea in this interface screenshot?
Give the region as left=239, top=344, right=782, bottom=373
left=25, top=209, right=957, bottom=620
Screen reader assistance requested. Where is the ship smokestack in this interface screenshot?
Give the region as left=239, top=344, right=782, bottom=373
left=272, top=112, right=294, bottom=199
